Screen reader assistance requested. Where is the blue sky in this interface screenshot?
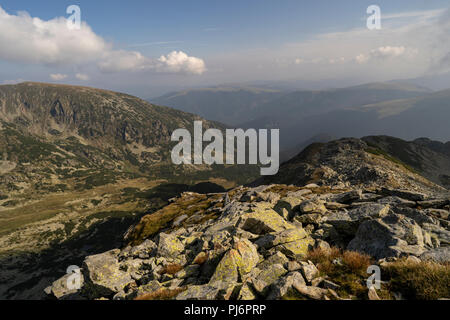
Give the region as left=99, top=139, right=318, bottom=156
left=0, top=0, right=449, bottom=96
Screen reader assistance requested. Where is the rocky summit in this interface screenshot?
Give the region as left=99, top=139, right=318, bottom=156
left=46, top=138, right=450, bottom=300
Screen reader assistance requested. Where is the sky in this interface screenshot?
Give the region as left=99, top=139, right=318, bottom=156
left=0, top=0, right=449, bottom=97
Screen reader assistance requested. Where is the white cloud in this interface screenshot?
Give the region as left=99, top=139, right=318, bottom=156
left=50, top=73, right=68, bottom=81
left=0, top=7, right=106, bottom=65
left=355, top=46, right=417, bottom=64
left=157, top=51, right=206, bottom=75
left=98, top=50, right=149, bottom=73
left=98, top=50, right=206, bottom=75
left=0, top=6, right=206, bottom=75
left=75, top=73, right=90, bottom=81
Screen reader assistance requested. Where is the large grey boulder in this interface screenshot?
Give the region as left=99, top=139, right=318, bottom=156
left=266, top=271, right=306, bottom=300
left=348, top=214, right=426, bottom=259
left=348, top=203, right=390, bottom=221
left=249, top=264, right=287, bottom=296
left=323, top=204, right=390, bottom=237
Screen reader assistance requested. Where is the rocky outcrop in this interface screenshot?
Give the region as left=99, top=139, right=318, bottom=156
left=46, top=180, right=449, bottom=300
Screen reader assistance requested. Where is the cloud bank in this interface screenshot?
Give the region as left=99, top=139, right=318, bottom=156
left=0, top=6, right=206, bottom=76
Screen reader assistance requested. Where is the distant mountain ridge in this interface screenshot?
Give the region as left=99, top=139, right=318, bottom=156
left=150, top=82, right=435, bottom=149
left=152, top=86, right=285, bottom=126
left=281, top=88, right=450, bottom=148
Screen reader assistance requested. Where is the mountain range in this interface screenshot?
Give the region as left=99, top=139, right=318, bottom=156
left=151, top=82, right=450, bottom=150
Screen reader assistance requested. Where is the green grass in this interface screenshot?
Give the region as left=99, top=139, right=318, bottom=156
left=365, top=146, right=419, bottom=174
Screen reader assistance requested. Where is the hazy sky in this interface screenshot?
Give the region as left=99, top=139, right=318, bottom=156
left=0, top=0, right=449, bottom=97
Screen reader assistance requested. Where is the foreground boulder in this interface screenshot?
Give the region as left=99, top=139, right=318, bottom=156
left=348, top=214, right=426, bottom=259
left=82, top=249, right=134, bottom=298
left=209, top=238, right=260, bottom=284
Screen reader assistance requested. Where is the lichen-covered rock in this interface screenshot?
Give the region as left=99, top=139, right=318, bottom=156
left=255, top=228, right=308, bottom=249
left=240, top=206, right=294, bottom=234
left=322, top=211, right=357, bottom=236
left=209, top=238, right=259, bottom=284
left=274, top=197, right=303, bottom=220
left=175, top=284, right=221, bottom=300
left=277, top=237, right=315, bottom=259
left=119, top=239, right=156, bottom=260
left=82, top=249, right=134, bottom=298
left=348, top=203, right=390, bottom=220
left=157, top=233, right=184, bottom=259
left=257, top=252, right=289, bottom=269
left=323, top=204, right=390, bottom=237
left=378, top=196, right=416, bottom=208
left=238, top=283, right=257, bottom=300
left=295, top=213, right=323, bottom=225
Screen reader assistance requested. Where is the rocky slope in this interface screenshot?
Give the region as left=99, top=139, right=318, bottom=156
left=0, top=82, right=256, bottom=189
left=46, top=137, right=449, bottom=300
left=363, top=136, right=450, bottom=189
left=255, top=137, right=448, bottom=193
left=0, top=82, right=257, bottom=300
